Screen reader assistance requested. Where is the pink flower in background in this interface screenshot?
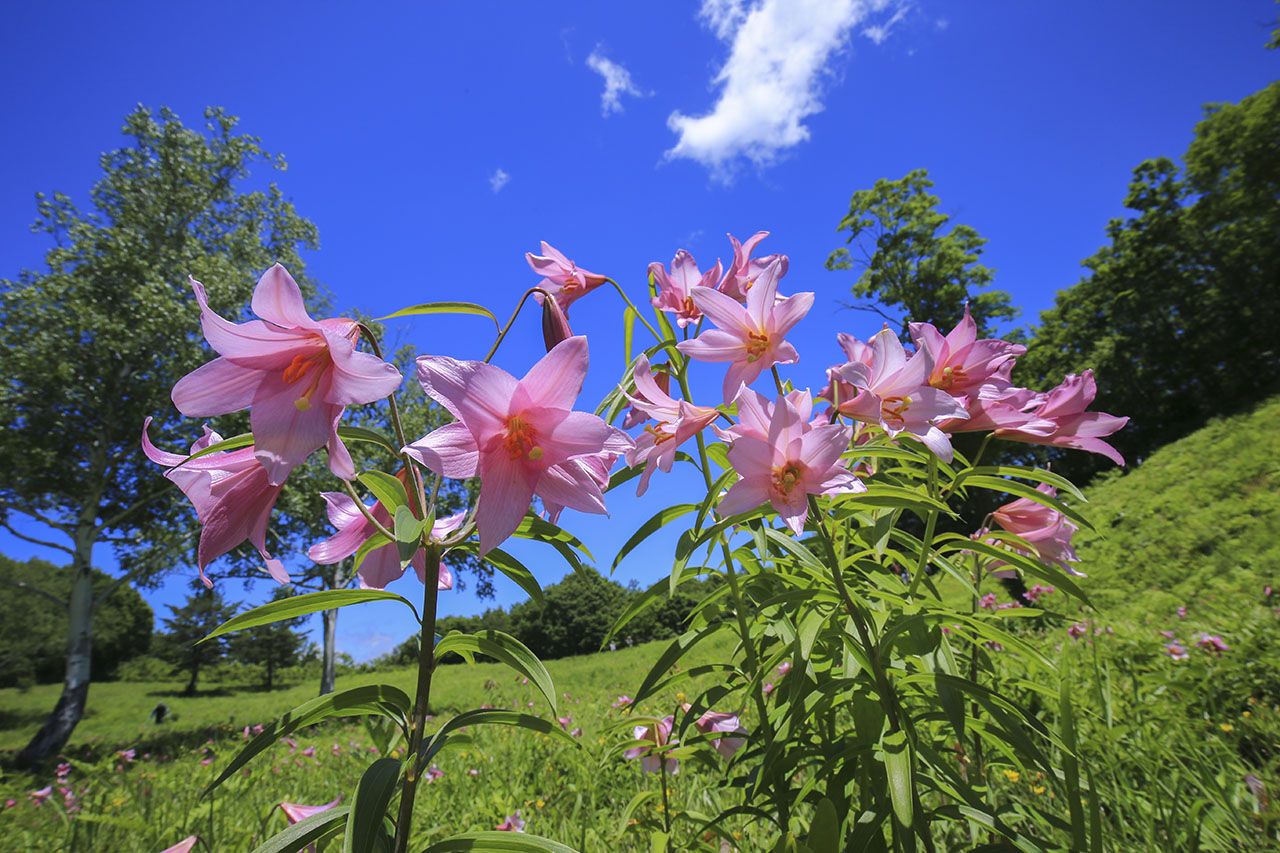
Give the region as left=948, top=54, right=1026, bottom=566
left=777, top=661, right=791, bottom=677
left=623, top=355, right=721, bottom=495
left=695, top=711, right=747, bottom=760
left=718, top=390, right=862, bottom=534
left=158, top=836, right=200, bottom=853
left=1165, top=643, right=1190, bottom=661
left=252, top=724, right=265, bottom=735
left=526, top=241, right=608, bottom=313
left=979, top=593, right=999, bottom=611
left=171, top=265, right=402, bottom=484
left=677, top=258, right=813, bottom=400
left=242, top=726, right=251, bottom=740
left=142, top=419, right=288, bottom=587
left=612, top=695, right=632, bottom=709
left=557, top=716, right=573, bottom=731
left=1023, top=584, right=1055, bottom=604
left=995, top=370, right=1128, bottom=465
left=981, top=482, right=1082, bottom=578
left=424, top=765, right=445, bottom=783
left=300, top=746, right=315, bottom=758
left=625, top=716, right=679, bottom=775
left=719, top=231, right=786, bottom=303
left=1159, top=630, right=1177, bottom=639
left=570, top=727, right=583, bottom=737
left=280, top=797, right=342, bottom=853
left=118, top=748, right=135, bottom=763
left=831, top=329, right=969, bottom=461
left=1176, top=606, right=1187, bottom=619
left=1196, top=633, right=1230, bottom=654
left=56, top=763, right=71, bottom=779
left=1068, top=622, right=1088, bottom=641
left=909, top=305, right=1026, bottom=399
left=307, top=485, right=465, bottom=591
left=406, top=336, right=623, bottom=554
left=495, top=810, right=527, bottom=832
left=28, top=786, right=52, bottom=806
left=650, top=250, right=722, bottom=327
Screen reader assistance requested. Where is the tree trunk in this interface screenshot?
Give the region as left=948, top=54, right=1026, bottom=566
left=185, top=658, right=200, bottom=696
left=320, top=606, right=338, bottom=695
left=266, top=659, right=275, bottom=691
left=17, top=530, right=96, bottom=768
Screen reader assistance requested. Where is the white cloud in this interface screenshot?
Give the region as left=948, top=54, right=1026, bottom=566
left=586, top=49, right=646, bottom=116
left=489, top=168, right=510, bottom=193
left=862, top=2, right=909, bottom=45
left=666, top=0, right=908, bottom=177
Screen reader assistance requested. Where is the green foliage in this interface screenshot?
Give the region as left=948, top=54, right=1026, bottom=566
left=1021, top=81, right=1280, bottom=484
left=0, top=555, right=153, bottom=687
left=228, top=587, right=307, bottom=690
left=509, top=569, right=629, bottom=660
left=155, top=586, right=238, bottom=696
left=825, top=168, right=1019, bottom=340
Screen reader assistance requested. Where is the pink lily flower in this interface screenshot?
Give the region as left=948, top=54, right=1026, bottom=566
left=939, top=382, right=1053, bottom=434
left=714, top=388, right=825, bottom=445
left=1165, top=643, right=1189, bottom=660
left=1195, top=633, right=1230, bottom=654
left=307, top=480, right=465, bottom=590
left=908, top=304, right=1026, bottom=399
left=694, top=711, right=747, bottom=760
left=718, top=231, right=787, bottom=303
left=623, top=355, right=721, bottom=495
left=280, top=797, right=341, bottom=853
left=495, top=810, right=527, bottom=832
left=995, top=370, right=1128, bottom=465
left=621, top=365, right=670, bottom=429
left=142, top=419, right=287, bottom=587
left=980, top=482, right=1082, bottom=578
left=158, top=837, right=199, bottom=853
left=526, top=241, right=608, bottom=314
left=405, top=336, right=623, bottom=554
left=424, top=764, right=445, bottom=783
left=625, top=716, right=679, bottom=775
left=28, top=786, right=52, bottom=806
left=677, top=258, right=814, bottom=400
left=718, top=389, right=863, bottom=534
left=171, top=265, right=402, bottom=485
left=539, top=435, right=628, bottom=526
left=650, top=250, right=722, bottom=327
left=831, top=329, right=969, bottom=461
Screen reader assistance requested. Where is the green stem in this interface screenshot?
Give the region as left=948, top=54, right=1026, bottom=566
left=906, top=454, right=940, bottom=598
left=482, top=288, right=541, bottom=364
left=607, top=277, right=661, bottom=342
left=393, top=541, right=442, bottom=853
left=658, top=758, right=673, bottom=843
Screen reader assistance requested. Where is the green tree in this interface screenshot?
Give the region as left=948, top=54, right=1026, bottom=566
left=0, top=105, right=321, bottom=764
left=0, top=554, right=153, bottom=687
left=1020, top=81, right=1280, bottom=483
left=229, top=586, right=306, bottom=690
left=156, top=586, right=238, bottom=696
left=825, top=169, right=1018, bottom=341
left=510, top=569, right=629, bottom=659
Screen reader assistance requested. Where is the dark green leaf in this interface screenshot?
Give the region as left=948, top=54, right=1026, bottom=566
left=434, top=630, right=557, bottom=714
left=344, top=758, right=401, bottom=853
left=249, top=805, right=351, bottom=853
left=420, top=832, right=580, bottom=853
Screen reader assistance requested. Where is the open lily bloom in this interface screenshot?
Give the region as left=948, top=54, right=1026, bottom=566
left=625, top=716, right=679, bottom=775
left=541, top=427, right=630, bottom=524
left=280, top=797, right=342, bottom=853
left=677, top=258, right=813, bottom=400
left=650, top=250, right=722, bottom=327
left=171, top=265, right=402, bottom=485
left=405, top=336, right=625, bottom=554
left=142, top=418, right=287, bottom=587
left=995, top=370, right=1129, bottom=465
left=307, top=488, right=465, bottom=591
left=909, top=304, right=1026, bottom=400
left=526, top=241, right=608, bottom=314
left=719, top=390, right=863, bottom=534
left=623, top=355, right=721, bottom=495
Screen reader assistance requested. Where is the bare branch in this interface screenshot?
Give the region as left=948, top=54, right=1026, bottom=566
left=96, top=484, right=171, bottom=533
left=0, top=576, right=67, bottom=611
left=0, top=499, right=72, bottom=535
left=836, top=299, right=900, bottom=327
left=0, top=519, right=74, bottom=555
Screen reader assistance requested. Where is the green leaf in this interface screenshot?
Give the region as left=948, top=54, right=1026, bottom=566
left=344, top=758, right=401, bottom=853
left=249, top=805, right=351, bottom=853
left=394, top=505, right=425, bottom=567
left=204, top=589, right=418, bottom=642
left=482, top=548, right=545, bottom=607
left=1058, top=669, right=1087, bottom=851
left=695, top=469, right=736, bottom=533
left=353, top=531, right=393, bottom=573
left=420, top=832, right=580, bottom=853
left=422, top=709, right=583, bottom=769
left=605, top=463, right=643, bottom=494
left=613, top=790, right=660, bottom=840
left=205, top=684, right=411, bottom=794
left=704, top=441, right=730, bottom=470
left=358, top=471, right=410, bottom=513
left=177, top=431, right=255, bottom=464
left=512, top=514, right=594, bottom=561
left=953, top=464, right=1087, bottom=501
left=956, top=474, right=1093, bottom=530
left=604, top=576, right=670, bottom=646
left=623, top=305, right=637, bottom=368
left=376, top=301, right=500, bottom=330
left=806, top=797, right=841, bottom=853
left=336, top=425, right=401, bottom=456
left=880, top=730, right=915, bottom=842
left=434, top=630, right=557, bottom=715
left=613, top=503, right=698, bottom=570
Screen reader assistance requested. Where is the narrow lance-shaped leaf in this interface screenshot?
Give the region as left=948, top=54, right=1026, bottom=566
left=613, top=504, right=697, bottom=571
left=203, top=590, right=419, bottom=642
left=420, top=833, right=581, bottom=853
left=420, top=709, right=583, bottom=773
left=376, top=301, right=500, bottom=331
left=249, top=806, right=352, bottom=853
left=434, top=630, right=558, bottom=715
left=344, top=757, right=402, bottom=853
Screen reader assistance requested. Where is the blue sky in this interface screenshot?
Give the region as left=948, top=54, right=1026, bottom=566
left=2, top=1, right=1276, bottom=662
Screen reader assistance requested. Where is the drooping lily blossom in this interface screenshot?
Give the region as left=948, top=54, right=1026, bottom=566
left=677, top=258, right=813, bottom=400
left=694, top=711, right=747, bottom=760
left=908, top=304, right=1026, bottom=400
left=830, top=329, right=969, bottom=461
left=405, top=336, right=625, bottom=554
left=307, top=486, right=466, bottom=591
left=650, top=250, right=722, bottom=327
left=625, top=716, right=679, bottom=775
left=526, top=241, right=608, bottom=314
left=280, top=797, right=342, bottom=853
left=623, top=355, right=721, bottom=495
left=995, top=370, right=1129, bottom=465
left=171, top=265, right=402, bottom=485
left=495, top=810, right=526, bottom=832
left=719, top=231, right=786, bottom=303
left=621, top=363, right=670, bottom=429
left=1195, top=633, right=1230, bottom=654
left=980, top=482, right=1083, bottom=578
left=158, top=836, right=200, bottom=853
left=718, top=390, right=863, bottom=534
left=142, top=418, right=287, bottom=587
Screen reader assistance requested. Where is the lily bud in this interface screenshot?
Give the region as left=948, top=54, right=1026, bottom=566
left=541, top=294, right=573, bottom=352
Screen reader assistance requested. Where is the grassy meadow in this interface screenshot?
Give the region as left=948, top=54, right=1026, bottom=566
left=2, top=399, right=1279, bottom=850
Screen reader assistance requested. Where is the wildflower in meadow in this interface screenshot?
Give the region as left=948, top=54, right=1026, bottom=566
left=424, top=764, right=445, bottom=783
left=695, top=711, right=747, bottom=760
left=676, top=257, right=813, bottom=399
left=1177, top=605, right=1187, bottom=619
left=1023, top=584, right=1055, bottom=604
left=611, top=695, right=632, bottom=710
left=142, top=421, right=288, bottom=586
left=649, top=249, right=721, bottom=327
left=625, top=716, right=679, bottom=775
left=979, top=593, right=999, bottom=611
left=570, top=727, right=583, bottom=738
left=171, top=264, right=401, bottom=484
left=495, top=810, right=527, bottom=832
left=557, top=716, right=573, bottom=731
left=622, top=354, right=721, bottom=495
left=27, top=787, right=52, bottom=805
left=406, top=336, right=625, bottom=554
left=280, top=797, right=342, bottom=853
left=1166, top=643, right=1190, bottom=661
left=1068, top=623, right=1088, bottom=641
left=1196, top=633, right=1230, bottom=654
left=1159, top=630, right=1177, bottom=639
left=526, top=241, right=608, bottom=314
left=158, top=836, right=199, bottom=853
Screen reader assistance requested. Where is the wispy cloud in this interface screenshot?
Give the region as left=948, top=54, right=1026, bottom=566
left=666, top=0, right=908, bottom=178
left=862, top=2, right=909, bottom=45
left=340, top=631, right=397, bottom=662
left=586, top=49, right=647, bottom=116
left=489, top=168, right=510, bottom=193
